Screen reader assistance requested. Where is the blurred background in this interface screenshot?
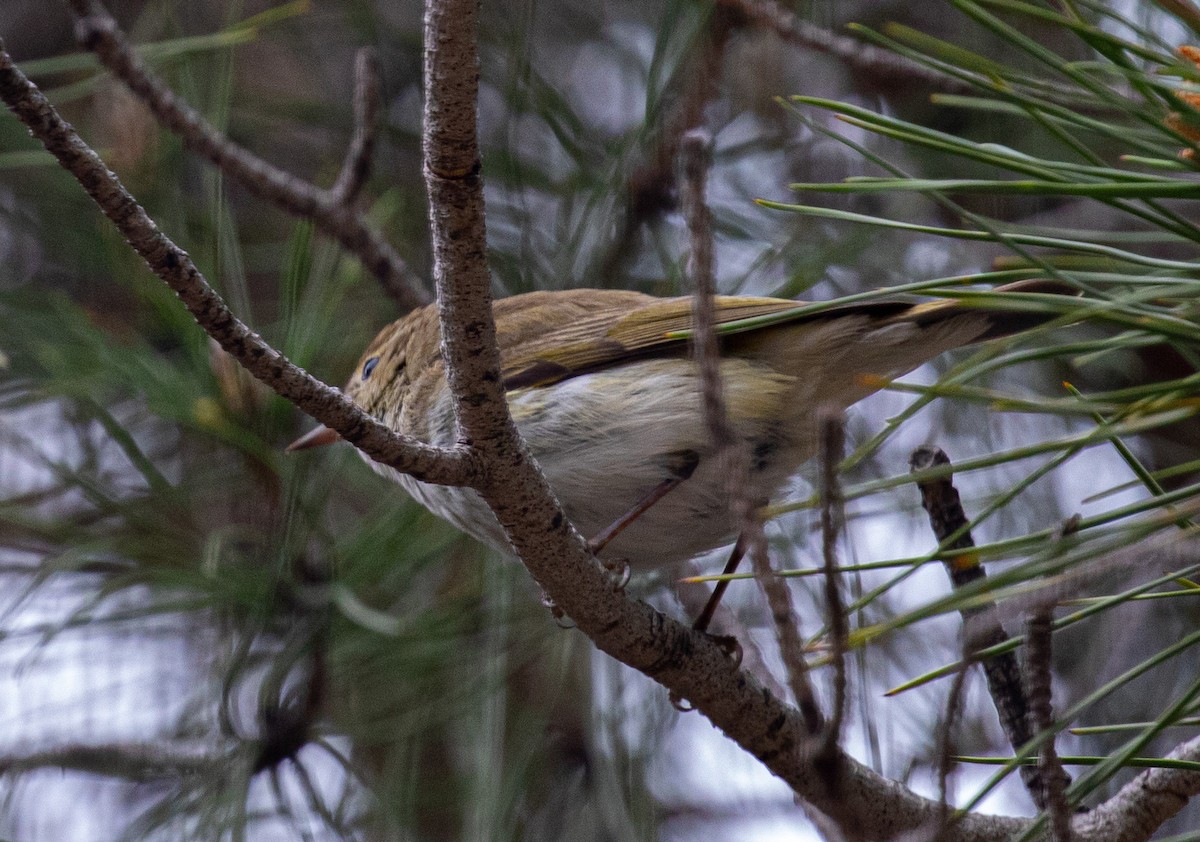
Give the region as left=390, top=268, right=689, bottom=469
left=3, top=0, right=1200, bottom=839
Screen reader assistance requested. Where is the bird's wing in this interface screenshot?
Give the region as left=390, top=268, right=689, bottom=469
left=499, top=293, right=896, bottom=390
left=499, top=279, right=1073, bottom=390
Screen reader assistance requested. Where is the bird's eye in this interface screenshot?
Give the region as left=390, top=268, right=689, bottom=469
left=361, top=357, right=380, bottom=381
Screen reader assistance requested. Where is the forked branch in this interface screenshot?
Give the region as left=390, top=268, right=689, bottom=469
left=0, top=44, right=476, bottom=488
left=68, top=0, right=429, bottom=311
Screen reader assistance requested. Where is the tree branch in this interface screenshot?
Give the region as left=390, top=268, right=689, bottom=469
left=721, top=0, right=972, bottom=92
left=911, top=444, right=1066, bottom=809
left=0, top=43, right=477, bottom=488
left=7, top=4, right=1200, bottom=838
left=0, top=741, right=229, bottom=781
left=67, top=0, right=430, bottom=312
left=1026, top=607, right=1074, bottom=840
left=817, top=411, right=848, bottom=762
left=330, top=47, right=382, bottom=208
left=1074, top=733, right=1200, bottom=842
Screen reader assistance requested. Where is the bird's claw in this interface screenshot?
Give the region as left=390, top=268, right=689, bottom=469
left=601, top=557, right=631, bottom=591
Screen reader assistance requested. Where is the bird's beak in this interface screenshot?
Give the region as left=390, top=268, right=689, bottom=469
left=286, top=425, right=341, bottom=452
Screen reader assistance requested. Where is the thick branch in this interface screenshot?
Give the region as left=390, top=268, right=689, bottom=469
left=0, top=44, right=477, bottom=488
left=1074, top=734, right=1200, bottom=842
left=421, top=0, right=512, bottom=455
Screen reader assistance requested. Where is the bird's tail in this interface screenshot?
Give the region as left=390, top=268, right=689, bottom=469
left=893, top=278, right=1081, bottom=343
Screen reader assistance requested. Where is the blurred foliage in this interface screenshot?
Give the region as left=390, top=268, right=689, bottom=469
left=4, top=0, right=1200, bottom=840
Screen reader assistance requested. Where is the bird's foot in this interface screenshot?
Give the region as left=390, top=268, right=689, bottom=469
left=600, top=557, right=631, bottom=591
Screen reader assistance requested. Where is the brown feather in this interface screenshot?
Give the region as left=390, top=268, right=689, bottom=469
left=500, top=279, right=1075, bottom=391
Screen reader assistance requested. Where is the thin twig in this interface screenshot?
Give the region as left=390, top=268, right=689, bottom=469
left=936, top=654, right=972, bottom=840
left=910, top=444, right=1067, bottom=811
left=603, top=0, right=976, bottom=275
left=330, top=47, right=382, bottom=207
left=673, top=574, right=789, bottom=700
left=681, top=129, right=824, bottom=735
left=67, top=0, right=429, bottom=311
left=598, top=4, right=739, bottom=280
left=1026, top=606, right=1074, bottom=841
left=721, top=0, right=973, bottom=93
left=818, top=410, right=848, bottom=760
left=0, top=43, right=476, bottom=488
left=682, top=130, right=730, bottom=455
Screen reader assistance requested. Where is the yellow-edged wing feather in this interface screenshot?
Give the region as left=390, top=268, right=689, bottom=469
left=499, top=280, right=1074, bottom=391
left=499, top=294, right=808, bottom=390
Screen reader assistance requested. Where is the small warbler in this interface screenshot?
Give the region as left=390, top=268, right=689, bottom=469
left=290, top=280, right=1073, bottom=571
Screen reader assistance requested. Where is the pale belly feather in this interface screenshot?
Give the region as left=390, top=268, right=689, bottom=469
left=370, top=358, right=804, bottom=569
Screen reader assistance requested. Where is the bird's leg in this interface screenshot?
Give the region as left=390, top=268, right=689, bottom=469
left=586, top=450, right=700, bottom=556
left=691, top=535, right=746, bottom=634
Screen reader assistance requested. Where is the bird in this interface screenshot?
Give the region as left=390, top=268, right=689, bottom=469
left=289, top=280, right=1073, bottom=586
